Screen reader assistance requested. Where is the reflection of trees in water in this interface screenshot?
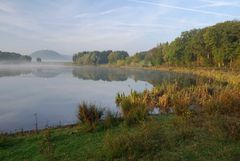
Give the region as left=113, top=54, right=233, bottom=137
left=72, top=67, right=128, bottom=81
left=32, top=69, right=64, bottom=78
left=0, top=69, right=31, bottom=77
left=134, top=71, right=195, bottom=86
left=0, top=67, right=68, bottom=78
left=72, top=66, right=210, bottom=86
left=0, top=65, right=212, bottom=87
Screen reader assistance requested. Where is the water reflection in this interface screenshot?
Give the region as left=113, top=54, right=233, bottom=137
left=71, top=66, right=207, bottom=87
left=0, top=65, right=204, bottom=86
left=0, top=68, right=31, bottom=77
left=72, top=66, right=127, bottom=81
left=32, top=69, right=66, bottom=78
left=0, top=64, right=209, bottom=132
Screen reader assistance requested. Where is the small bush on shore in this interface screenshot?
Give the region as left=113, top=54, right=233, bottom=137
left=77, top=102, right=104, bottom=130
left=119, top=97, right=148, bottom=125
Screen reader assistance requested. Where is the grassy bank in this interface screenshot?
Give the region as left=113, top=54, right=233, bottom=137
left=1, top=114, right=240, bottom=161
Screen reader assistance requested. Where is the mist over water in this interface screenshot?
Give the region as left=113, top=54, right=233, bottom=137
left=0, top=63, right=198, bottom=132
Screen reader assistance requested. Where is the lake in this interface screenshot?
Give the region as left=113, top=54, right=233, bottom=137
left=0, top=64, right=198, bottom=132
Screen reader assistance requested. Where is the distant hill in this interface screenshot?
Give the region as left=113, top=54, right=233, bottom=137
left=30, top=50, right=71, bottom=61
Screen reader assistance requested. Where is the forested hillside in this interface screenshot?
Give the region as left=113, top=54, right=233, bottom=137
left=72, top=50, right=129, bottom=65
left=0, top=51, right=32, bottom=63
left=126, top=21, right=240, bottom=68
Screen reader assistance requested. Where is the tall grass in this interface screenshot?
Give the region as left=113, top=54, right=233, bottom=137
left=204, top=86, right=240, bottom=115
left=117, top=81, right=240, bottom=117
left=77, top=102, right=104, bottom=130
left=116, top=91, right=148, bottom=125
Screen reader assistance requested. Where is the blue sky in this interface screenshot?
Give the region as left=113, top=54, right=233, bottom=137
left=0, top=0, right=239, bottom=55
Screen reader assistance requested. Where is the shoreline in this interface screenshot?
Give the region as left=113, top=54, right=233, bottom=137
left=99, top=64, right=240, bottom=85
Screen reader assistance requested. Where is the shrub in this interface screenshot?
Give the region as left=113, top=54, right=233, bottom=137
left=172, top=92, right=192, bottom=118
left=204, top=87, right=240, bottom=115
left=77, top=102, right=104, bottom=130
left=158, top=94, right=172, bottom=113
left=119, top=98, right=148, bottom=125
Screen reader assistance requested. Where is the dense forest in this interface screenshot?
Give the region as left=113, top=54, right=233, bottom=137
left=0, top=51, right=32, bottom=63
left=127, top=21, right=240, bottom=68
left=72, top=21, right=240, bottom=68
left=72, top=50, right=129, bottom=65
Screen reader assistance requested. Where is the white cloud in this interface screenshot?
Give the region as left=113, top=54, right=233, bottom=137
left=198, top=0, right=240, bottom=8
left=129, top=0, right=240, bottom=18
left=74, top=6, right=129, bottom=18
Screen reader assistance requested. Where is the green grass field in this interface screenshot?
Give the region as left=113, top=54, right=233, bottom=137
left=1, top=114, right=240, bottom=161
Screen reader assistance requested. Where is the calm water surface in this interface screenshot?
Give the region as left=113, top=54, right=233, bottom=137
left=0, top=64, right=197, bottom=132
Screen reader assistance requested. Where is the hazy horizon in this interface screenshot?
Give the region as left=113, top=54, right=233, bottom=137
left=0, top=0, right=239, bottom=56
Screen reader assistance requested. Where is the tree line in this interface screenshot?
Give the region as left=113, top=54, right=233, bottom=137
left=0, top=51, right=32, bottom=63
left=73, top=21, right=240, bottom=68
left=126, top=21, right=240, bottom=68
left=72, top=50, right=129, bottom=65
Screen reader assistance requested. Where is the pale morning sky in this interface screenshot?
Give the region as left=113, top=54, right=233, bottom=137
left=0, top=0, right=239, bottom=55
